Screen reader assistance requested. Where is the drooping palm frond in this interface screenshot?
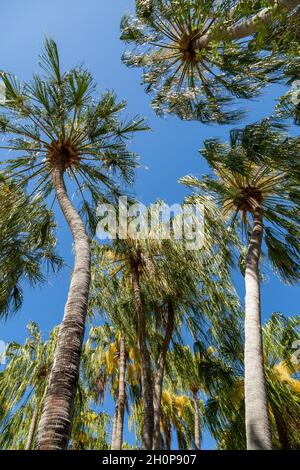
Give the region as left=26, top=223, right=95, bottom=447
left=0, top=178, right=62, bottom=317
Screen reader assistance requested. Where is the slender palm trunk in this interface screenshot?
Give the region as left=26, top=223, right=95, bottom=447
left=193, top=0, right=299, bottom=49
left=244, top=206, right=272, bottom=450
left=37, top=165, right=91, bottom=450
left=153, top=303, right=174, bottom=450
left=112, top=336, right=127, bottom=450
left=193, top=393, right=201, bottom=450
left=130, top=260, right=154, bottom=450
left=111, top=399, right=119, bottom=449
left=25, top=399, right=39, bottom=450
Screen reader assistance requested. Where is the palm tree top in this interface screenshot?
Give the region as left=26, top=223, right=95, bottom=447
left=193, top=162, right=288, bottom=218
left=120, top=0, right=283, bottom=123
left=180, top=126, right=300, bottom=284
left=0, top=38, right=148, bottom=230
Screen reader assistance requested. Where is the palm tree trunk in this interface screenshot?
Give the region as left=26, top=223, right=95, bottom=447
left=37, top=165, right=90, bottom=450
left=193, top=0, right=299, bottom=49
left=193, top=393, right=201, bottom=450
left=130, top=259, right=154, bottom=450
left=112, top=336, right=126, bottom=450
left=153, top=302, right=174, bottom=450
left=25, top=399, right=39, bottom=450
left=244, top=206, right=272, bottom=450
left=111, top=400, right=119, bottom=449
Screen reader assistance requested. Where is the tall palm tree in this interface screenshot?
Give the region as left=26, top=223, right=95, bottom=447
left=93, top=238, right=155, bottom=449
left=0, top=38, right=147, bottom=449
left=88, top=254, right=143, bottom=449
left=83, top=322, right=140, bottom=450
left=0, top=177, right=62, bottom=316
left=91, top=195, right=239, bottom=449
left=262, top=313, right=300, bottom=449
left=181, top=141, right=299, bottom=449
left=204, top=313, right=300, bottom=450
left=120, top=0, right=297, bottom=122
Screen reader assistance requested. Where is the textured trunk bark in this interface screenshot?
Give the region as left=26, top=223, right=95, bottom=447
left=193, top=0, right=299, bottom=49
left=130, top=260, right=154, bottom=450
left=111, top=400, right=119, bottom=449
left=112, top=336, right=126, bottom=450
left=193, top=394, right=201, bottom=450
left=244, top=207, right=272, bottom=450
left=25, top=399, right=39, bottom=450
left=153, top=303, right=174, bottom=450
left=37, top=165, right=91, bottom=450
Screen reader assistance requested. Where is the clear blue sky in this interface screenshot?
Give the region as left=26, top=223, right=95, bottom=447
left=0, top=0, right=299, bottom=449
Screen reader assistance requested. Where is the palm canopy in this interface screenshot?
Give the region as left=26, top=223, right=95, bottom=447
left=0, top=177, right=62, bottom=317
left=180, top=126, right=300, bottom=284
left=120, top=0, right=283, bottom=123
left=0, top=38, right=148, bottom=232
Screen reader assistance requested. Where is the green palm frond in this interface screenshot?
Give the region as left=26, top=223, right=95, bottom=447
left=120, top=1, right=283, bottom=123
left=0, top=179, right=62, bottom=317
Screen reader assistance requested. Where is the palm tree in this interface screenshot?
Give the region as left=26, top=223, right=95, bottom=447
left=263, top=313, right=300, bottom=449
left=92, top=238, right=155, bottom=449
left=0, top=177, right=62, bottom=316
left=0, top=322, right=111, bottom=450
left=163, top=348, right=204, bottom=450
left=159, top=389, right=196, bottom=450
left=0, top=322, right=58, bottom=449
left=120, top=0, right=297, bottom=122
left=83, top=321, right=141, bottom=450
left=204, top=313, right=300, bottom=450
left=88, top=255, right=143, bottom=449
left=0, top=38, right=147, bottom=449
left=180, top=136, right=299, bottom=449
left=91, top=194, right=239, bottom=449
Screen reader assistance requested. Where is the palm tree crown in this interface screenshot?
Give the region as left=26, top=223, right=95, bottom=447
left=181, top=132, right=300, bottom=284
left=120, top=0, right=282, bottom=123
left=0, top=38, right=147, bottom=228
